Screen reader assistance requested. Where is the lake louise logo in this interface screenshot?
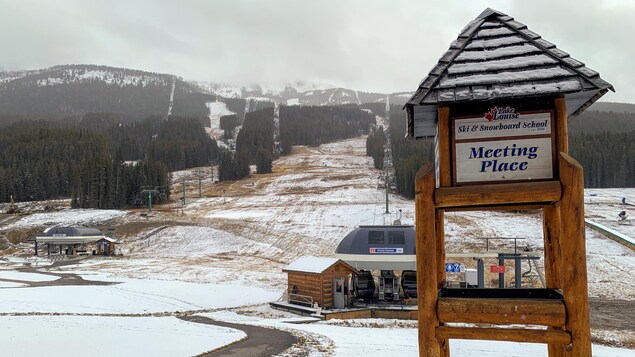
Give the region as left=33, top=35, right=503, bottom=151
left=484, top=106, right=520, bottom=122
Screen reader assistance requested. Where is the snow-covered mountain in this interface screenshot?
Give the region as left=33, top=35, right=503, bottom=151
left=0, top=65, right=201, bottom=118
left=191, top=80, right=413, bottom=107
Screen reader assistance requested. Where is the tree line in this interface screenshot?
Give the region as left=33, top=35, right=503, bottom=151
left=235, top=107, right=275, bottom=174
left=0, top=122, right=170, bottom=207
left=370, top=108, right=635, bottom=199
left=279, top=105, right=375, bottom=155
left=0, top=113, right=220, bottom=206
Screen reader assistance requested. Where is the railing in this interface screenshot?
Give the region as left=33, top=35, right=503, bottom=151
left=288, top=293, right=313, bottom=307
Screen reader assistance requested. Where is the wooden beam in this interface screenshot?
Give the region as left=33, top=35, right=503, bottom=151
left=437, top=106, right=451, bottom=187
left=554, top=97, right=568, bottom=155
left=436, top=326, right=571, bottom=345
left=438, top=297, right=566, bottom=326
left=543, top=203, right=566, bottom=357
left=435, top=181, right=561, bottom=208
left=444, top=204, right=544, bottom=212
left=559, top=153, right=592, bottom=356
left=415, top=163, right=441, bottom=357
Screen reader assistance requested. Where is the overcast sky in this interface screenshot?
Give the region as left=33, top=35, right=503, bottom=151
left=0, top=0, right=633, bottom=102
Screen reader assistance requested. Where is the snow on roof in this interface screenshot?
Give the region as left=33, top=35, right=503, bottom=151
left=283, top=256, right=340, bottom=274
left=405, top=7, right=614, bottom=138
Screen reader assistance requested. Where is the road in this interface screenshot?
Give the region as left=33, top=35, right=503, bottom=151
left=179, top=315, right=297, bottom=357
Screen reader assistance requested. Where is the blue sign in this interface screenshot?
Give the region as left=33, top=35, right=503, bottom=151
left=445, top=263, right=462, bottom=273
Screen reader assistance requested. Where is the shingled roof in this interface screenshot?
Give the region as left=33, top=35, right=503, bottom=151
left=405, top=8, right=614, bottom=138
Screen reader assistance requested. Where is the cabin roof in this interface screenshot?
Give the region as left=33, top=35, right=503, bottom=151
left=283, top=256, right=356, bottom=274
left=405, top=8, right=614, bottom=138
left=43, top=227, right=103, bottom=237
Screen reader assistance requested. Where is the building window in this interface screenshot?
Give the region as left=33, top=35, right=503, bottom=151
left=388, top=231, right=405, bottom=244
left=368, top=231, right=385, bottom=244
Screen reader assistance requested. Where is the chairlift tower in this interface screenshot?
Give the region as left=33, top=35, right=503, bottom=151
left=140, top=186, right=160, bottom=213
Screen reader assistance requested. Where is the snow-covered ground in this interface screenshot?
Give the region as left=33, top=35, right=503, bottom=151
left=0, top=315, right=245, bottom=357
left=2, top=209, right=127, bottom=230
left=206, top=101, right=235, bottom=138
left=206, top=311, right=635, bottom=357
left=0, top=271, right=59, bottom=282
left=0, top=274, right=278, bottom=314
left=1, top=135, right=634, bottom=355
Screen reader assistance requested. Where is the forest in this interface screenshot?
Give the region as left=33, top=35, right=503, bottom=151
left=0, top=114, right=218, bottom=207
left=279, top=105, right=375, bottom=155
left=234, top=107, right=275, bottom=175
left=367, top=108, right=635, bottom=199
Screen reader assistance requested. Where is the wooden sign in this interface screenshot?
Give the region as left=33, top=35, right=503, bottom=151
left=452, top=107, right=555, bottom=185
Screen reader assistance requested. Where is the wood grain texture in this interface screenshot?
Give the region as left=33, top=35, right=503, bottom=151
left=543, top=203, right=566, bottom=357
left=436, top=326, right=571, bottom=345
left=435, top=180, right=561, bottom=208
left=415, top=163, right=441, bottom=357
left=437, top=297, right=566, bottom=326
left=438, top=106, right=452, bottom=187
left=559, top=152, right=592, bottom=356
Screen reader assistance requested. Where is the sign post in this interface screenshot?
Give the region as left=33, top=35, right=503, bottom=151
left=404, top=8, right=612, bottom=357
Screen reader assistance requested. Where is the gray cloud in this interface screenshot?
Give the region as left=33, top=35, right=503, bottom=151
left=0, top=0, right=632, bottom=102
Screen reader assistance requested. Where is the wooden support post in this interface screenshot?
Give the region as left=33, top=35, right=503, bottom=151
left=554, top=97, right=568, bottom=155
left=435, top=209, right=449, bottom=356
left=415, top=163, right=441, bottom=357
left=435, top=210, right=446, bottom=287
left=543, top=203, right=563, bottom=289
left=543, top=203, right=566, bottom=357
left=437, top=106, right=451, bottom=187
left=559, top=153, right=592, bottom=356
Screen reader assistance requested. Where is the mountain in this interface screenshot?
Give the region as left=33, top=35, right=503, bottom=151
left=192, top=81, right=414, bottom=107
left=2, top=64, right=632, bottom=124
left=0, top=65, right=205, bottom=120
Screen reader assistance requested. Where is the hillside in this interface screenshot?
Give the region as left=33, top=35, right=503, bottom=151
left=0, top=65, right=201, bottom=120
left=1, top=135, right=634, bottom=352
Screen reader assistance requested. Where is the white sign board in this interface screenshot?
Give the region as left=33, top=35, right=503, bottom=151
left=455, top=138, right=553, bottom=183
left=453, top=107, right=554, bottom=184
left=455, top=112, right=551, bottom=140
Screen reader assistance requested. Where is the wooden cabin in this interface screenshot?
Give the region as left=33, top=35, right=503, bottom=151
left=283, top=256, right=357, bottom=309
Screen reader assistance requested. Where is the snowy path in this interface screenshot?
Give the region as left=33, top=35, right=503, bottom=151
left=179, top=315, right=296, bottom=357
left=167, top=75, right=176, bottom=117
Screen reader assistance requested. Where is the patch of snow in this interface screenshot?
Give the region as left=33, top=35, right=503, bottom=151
left=0, top=315, right=245, bottom=357
left=286, top=98, right=300, bottom=105
left=0, top=271, right=59, bottom=282
left=0, top=282, right=27, bottom=288
left=586, top=219, right=635, bottom=246
left=1, top=209, right=128, bottom=230
left=0, top=274, right=279, bottom=314
left=466, top=35, right=527, bottom=50
left=448, top=54, right=558, bottom=75
left=473, top=26, right=516, bottom=38
left=207, top=311, right=635, bottom=357
left=456, top=44, right=542, bottom=62
left=284, top=256, right=339, bottom=274
left=246, top=96, right=273, bottom=102
left=441, top=66, right=572, bottom=87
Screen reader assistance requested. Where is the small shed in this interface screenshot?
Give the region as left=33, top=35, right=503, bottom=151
left=283, top=256, right=358, bottom=309
left=35, top=227, right=117, bottom=256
